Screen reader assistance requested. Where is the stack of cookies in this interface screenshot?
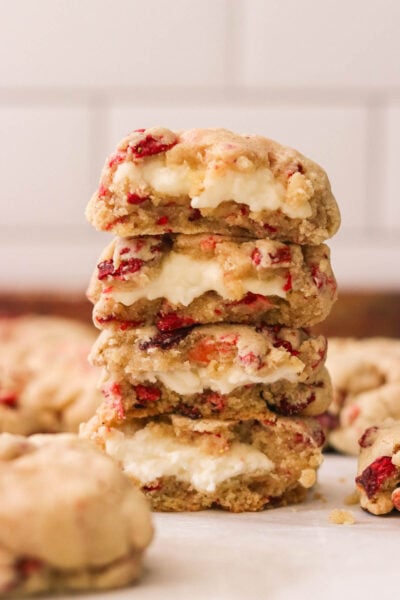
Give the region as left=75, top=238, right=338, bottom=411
left=82, top=127, right=341, bottom=512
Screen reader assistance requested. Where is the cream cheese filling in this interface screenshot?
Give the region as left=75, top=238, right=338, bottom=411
left=132, top=361, right=303, bottom=395
left=104, top=427, right=274, bottom=493
left=109, top=252, right=287, bottom=307
left=112, top=158, right=312, bottom=219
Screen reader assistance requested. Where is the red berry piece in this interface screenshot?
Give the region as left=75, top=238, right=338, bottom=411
left=97, top=259, right=115, bottom=280
left=263, top=223, right=278, bottom=234
left=98, top=185, right=108, bottom=197
left=268, top=246, right=291, bottom=264
left=358, top=426, right=379, bottom=449
left=127, top=192, right=149, bottom=205
left=16, top=558, right=43, bottom=578
left=283, top=273, right=292, bottom=292
left=273, top=338, right=300, bottom=357
left=188, top=208, right=202, bottom=221
left=129, top=135, right=177, bottom=158
left=316, top=411, right=340, bottom=433
left=0, top=393, right=18, bottom=409
left=271, top=394, right=313, bottom=416
left=134, top=385, right=161, bottom=403
left=251, top=247, right=262, bottom=266
left=205, top=392, right=227, bottom=412
left=156, top=215, right=169, bottom=226
left=139, top=328, right=192, bottom=351
left=177, top=403, right=202, bottom=419
left=156, top=313, right=196, bottom=332
left=143, top=481, right=162, bottom=492
left=356, top=456, right=397, bottom=499
left=108, top=151, right=126, bottom=168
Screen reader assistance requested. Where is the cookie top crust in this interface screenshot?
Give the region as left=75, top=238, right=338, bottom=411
left=0, top=433, right=153, bottom=594
left=87, top=127, right=340, bottom=244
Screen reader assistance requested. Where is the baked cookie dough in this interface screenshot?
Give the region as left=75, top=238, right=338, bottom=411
left=322, top=337, right=400, bottom=455
left=86, top=127, right=340, bottom=244
left=96, top=365, right=332, bottom=422
left=90, top=324, right=328, bottom=399
left=0, top=315, right=102, bottom=435
left=88, top=234, right=337, bottom=330
left=356, top=420, right=400, bottom=515
left=81, top=413, right=324, bottom=512
left=0, top=433, right=153, bottom=595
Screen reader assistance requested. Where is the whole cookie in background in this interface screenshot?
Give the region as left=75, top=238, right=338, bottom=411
left=0, top=315, right=102, bottom=435
left=322, top=337, right=400, bottom=455
left=356, top=420, right=400, bottom=515
left=0, top=433, right=153, bottom=595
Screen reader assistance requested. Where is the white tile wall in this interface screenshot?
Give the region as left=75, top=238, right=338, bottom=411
left=0, top=0, right=399, bottom=291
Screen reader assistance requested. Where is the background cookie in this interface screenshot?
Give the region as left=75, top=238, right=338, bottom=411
left=0, top=433, right=153, bottom=595
left=0, top=315, right=102, bottom=435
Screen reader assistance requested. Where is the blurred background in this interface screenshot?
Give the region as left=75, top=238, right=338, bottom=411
left=0, top=0, right=399, bottom=331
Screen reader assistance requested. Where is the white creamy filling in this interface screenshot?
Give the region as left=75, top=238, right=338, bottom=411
left=113, top=158, right=312, bottom=219
left=110, top=252, right=287, bottom=306
left=105, top=428, right=274, bottom=493
left=134, top=362, right=302, bottom=395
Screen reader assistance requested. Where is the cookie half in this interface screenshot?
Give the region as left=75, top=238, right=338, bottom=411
left=88, top=234, right=337, bottom=330
left=81, top=414, right=324, bottom=512
left=90, top=324, right=328, bottom=395
left=86, top=127, right=340, bottom=244
left=356, top=420, right=400, bottom=515
left=0, top=433, right=153, bottom=595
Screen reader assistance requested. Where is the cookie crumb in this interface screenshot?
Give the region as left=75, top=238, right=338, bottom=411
left=329, top=508, right=355, bottom=525
left=344, top=490, right=359, bottom=506
left=298, top=468, right=316, bottom=488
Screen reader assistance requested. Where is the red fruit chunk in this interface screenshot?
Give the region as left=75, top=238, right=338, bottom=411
left=205, top=392, right=226, bottom=412
left=127, top=192, right=149, bottom=205
left=356, top=456, right=397, bottom=499
left=311, top=265, right=337, bottom=292
left=134, top=385, right=161, bottom=403
left=134, top=128, right=146, bottom=133
left=268, top=246, right=291, bottom=264
left=177, top=403, right=202, bottom=419
left=156, top=313, right=196, bottom=332
left=358, top=426, right=378, bottom=449
left=108, top=151, right=126, bottom=168
left=263, top=224, right=278, bottom=234
left=272, top=394, right=314, bottom=416
left=0, top=393, right=18, bottom=409
left=156, top=215, right=169, bottom=226
left=251, top=248, right=262, bottom=266
left=316, top=411, right=340, bottom=433
left=139, top=328, right=191, bottom=351
left=143, top=481, right=162, bottom=492
left=234, top=292, right=271, bottom=306
left=98, top=184, right=108, bottom=197
left=283, top=273, right=292, bottom=292
left=16, top=557, right=43, bottom=578
left=97, top=259, right=115, bottom=280
left=129, top=135, right=177, bottom=158
left=188, top=208, right=202, bottom=221
left=273, top=339, right=299, bottom=357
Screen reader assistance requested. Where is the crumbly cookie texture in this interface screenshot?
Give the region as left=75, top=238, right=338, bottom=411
left=88, top=234, right=337, bottom=330
left=0, top=433, right=153, bottom=595
left=90, top=324, right=327, bottom=398
left=356, top=420, right=400, bottom=515
left=0, top=316, right=102, bottom=435
left=96, top=366, right=332, bottom=422
left=322, top=337, right=400, bottom=455
left=81, top=414, right=324, bottom=512
left=86, top=127, right=340, bottom=244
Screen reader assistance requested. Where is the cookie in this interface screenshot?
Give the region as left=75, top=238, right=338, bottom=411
left=0, top=315, right=102, bottom=435
left=0, top=433, right=153, bottom=595
left=86, top=127, right=340, bottom=244
left=322, top=337, right=400, bottom=455
left=356, top=420, right=400, bottom=515
left=81, top=413, right=324, bottom=512
left=97, top=364, right=332, bottom=422
left=90, top=324, right=328, bottom=397
left=88, top=234, right=337, bottom=330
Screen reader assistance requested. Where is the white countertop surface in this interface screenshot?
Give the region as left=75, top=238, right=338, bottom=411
left=54, top=455, right=398, bottom=600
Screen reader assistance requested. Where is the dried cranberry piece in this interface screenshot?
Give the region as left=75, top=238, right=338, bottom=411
left=134, top=385, right=161, bottom=403
left=268, top=246, right=291, bottom=264
left=251, top=248, right=262, bottom=266
left=98, top=185, right=108, bottom=197
left=139, top=328, right=192, bottom=351
left=108, top=151, right=126, bottom=168
left=356, top=456, right=397, bottom=499
left=0, top=393, right=18, bottom=409
left=143, top=481, right=162, bottom=492
left=118, top=258, right=144, bottom=277
left=188, top=208, right=202, bottom=221
left=234, top=292, right=269, bottom=306
left=16, top=558, right=43, bottom=578
left=156, top=313, right=196, bottom=332
left=129, top=135, right=177, bottom=158
left=316, top=411, right=339, bottom=433
left=283, top=273, right=292, bottom=292
left=205, top=392, right=226, bottom=412
left=97, top=260, right=115, bottom=280
left=263, top=224, right=278, bottom=234
left=270, top=394, right=314, bottom=416
left=127, top=193, right=149, bottom=205
left=177, top=403, right=202, bottom=419
left=273, top=339, right=299, bottom=357
left=358, top=426, right=379, bottom=449
left=156, top=215, right=169, bottom=226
